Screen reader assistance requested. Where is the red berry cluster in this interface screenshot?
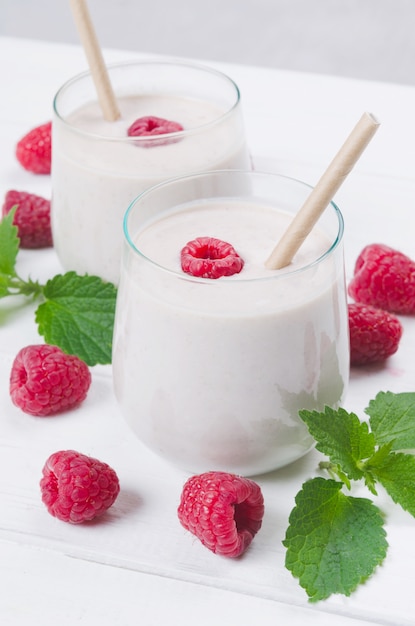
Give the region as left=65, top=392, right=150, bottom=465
left=7, top=118, right=266, bottom=543
left=4, top=122, right=53, bottom=248
left=9, top=344, right=121, bottom=523
left=6, top=122, right=124, bottom=524
left=347, top=243, right=415, bottom=365
left=8, top=114, right=185, bottom=245
left=9, top=342, right=265, bottom=540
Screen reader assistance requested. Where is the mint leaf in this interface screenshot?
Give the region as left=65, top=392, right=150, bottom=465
left=299, top=406, right=375, bottom=481
left=0, top=217, right=117, bottom=363
left=366, top=391, right=415, bottom=450
left=0, top=209, right=19, bottom=277
left=363, top=442, right=395, bottom=495
left=35, top=272, right=117, bottom=366
left=371, top=452, right=415, bottom=517
left=365, top=441, right=395, bottom=469
left=283, top=477, right=388, bottom=602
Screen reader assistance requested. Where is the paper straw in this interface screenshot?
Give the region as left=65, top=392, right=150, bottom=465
left=69, top=0, right=120, bottom=121
left=265, top=112, right=380, bottom=270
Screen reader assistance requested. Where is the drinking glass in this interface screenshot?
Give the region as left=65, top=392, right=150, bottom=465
left=51, top=60, right=250, bottom=284
left=112, top=170, right=349, bottom=476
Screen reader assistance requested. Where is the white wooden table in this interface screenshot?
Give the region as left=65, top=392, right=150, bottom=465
left=1, top=37, right=415, bottom=625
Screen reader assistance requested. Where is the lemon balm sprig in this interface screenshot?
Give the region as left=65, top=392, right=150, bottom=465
left=0, top=209, right=117, bottom=366
left=284, top=391, right=415, bottom=602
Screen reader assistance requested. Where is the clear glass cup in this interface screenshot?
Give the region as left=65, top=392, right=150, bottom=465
left=112, top=170, right=349, bottom=476
left=51, top=60, right=250, bottom=284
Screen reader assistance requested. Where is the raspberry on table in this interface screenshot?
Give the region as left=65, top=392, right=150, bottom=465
left=15, top=121, right=52, bottom=174
left=177, top=471, right=264, bottom=557
left=348, top=302, right=403, bottom=366
left=2, top=189, right=52, bottom=248
left=181, top=237, right=245, bottom=279
left=10, top=344, right=91, bottom=417
left=40, top=450, right=120, bottom=523
left=348, top=243, right=415, bottom=314
left=127, top=115, right=184, bottom=147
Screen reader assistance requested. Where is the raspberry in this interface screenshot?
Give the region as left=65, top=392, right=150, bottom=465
left=10, top=344, right=91, bottom=417
left=2, top=190, right=52, bottom=248
left=127, top=115, right=183, bottom=147
left=16, top=121, right=52, bottom=174
left=348, top=302, right=403, bottom=365
left=348, top=243, right=415, bottom=314
left=177, top=471, right=264, bottom=557
left=181, top=237, right=244, bottom=279
left=40, top=450, right=120, bottom=523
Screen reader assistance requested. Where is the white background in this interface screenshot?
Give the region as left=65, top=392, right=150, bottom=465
left=1, top=0, right=415, bottom=85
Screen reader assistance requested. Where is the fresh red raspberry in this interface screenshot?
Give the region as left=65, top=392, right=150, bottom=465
left=348, top=302, right=403, bottom=365
left=177, top=471, right=264, bottom=557
left=181, top=237, right=244, bottom=279
left=10, top=344, right=91, bottom=417
left=127, top=115, right=183, bottom=147
left=348, top=243, right=415, bottom=314
left=40, top=450, right=120, bottom=523
left=2, top=190, right=52, bottom=248
left=16, top=121, right=52, bottom=174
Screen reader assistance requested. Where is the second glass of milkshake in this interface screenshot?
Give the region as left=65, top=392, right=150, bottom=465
left=51, top=60, right=250, bottom=284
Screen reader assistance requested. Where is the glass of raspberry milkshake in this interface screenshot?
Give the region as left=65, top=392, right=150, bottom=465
left=51, top=60, right=250, bottom=284
left=112, top=170, right=349, bottom=476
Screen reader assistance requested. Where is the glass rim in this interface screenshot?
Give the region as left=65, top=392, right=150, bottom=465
left=52, top=58, right=242, bottom=144
left=123, top=169, right=345, bottom=284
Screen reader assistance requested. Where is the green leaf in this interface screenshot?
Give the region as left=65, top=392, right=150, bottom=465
left=299, top=407, right=375, bottom=481
left=366, top=391, right=415, bottom=450
left=363, top=442, right=395, bottom=496
left=366, top=441, right=395, bottom=469
left=0, top=209, right=19, bottom=276
left=283, top=477, right=388, bottom=602
left=372, top=452, right=415, bottom=517
left=35, top=272, right=117, bottom=366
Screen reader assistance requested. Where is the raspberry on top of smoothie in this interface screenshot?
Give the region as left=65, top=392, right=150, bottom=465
left=128, top=115, right=184, bottom=147
left=180, top=236, right=244, bottom=279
